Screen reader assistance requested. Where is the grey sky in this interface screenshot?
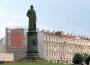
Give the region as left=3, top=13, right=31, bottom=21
left=0, top=0, right=90, bottom=38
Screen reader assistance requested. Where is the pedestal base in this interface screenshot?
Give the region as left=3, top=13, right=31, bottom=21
left=20, top=56, right=47, bottom=62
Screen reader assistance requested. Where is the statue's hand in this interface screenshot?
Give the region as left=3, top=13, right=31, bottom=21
left=27, top=14, right=30, bottom=17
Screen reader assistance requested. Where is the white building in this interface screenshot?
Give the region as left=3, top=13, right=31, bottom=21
left=38, top=30, right=90, bottom=64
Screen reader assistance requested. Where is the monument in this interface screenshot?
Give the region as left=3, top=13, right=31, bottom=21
left=26, top=5, right=38, bottom=57
left=21, top=5, right=46, bottom=62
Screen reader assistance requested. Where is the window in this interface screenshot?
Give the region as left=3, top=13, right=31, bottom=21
left=49, top=52, right=50, bottom=56
left=48, top=37, right=50, bottom=41
left=45, top=37, right=47, bottom=41
left=52, top=52, right=54, bottom=56
left=46, top=51, right=48, bottom=56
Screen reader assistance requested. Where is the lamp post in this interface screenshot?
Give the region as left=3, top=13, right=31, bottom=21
left=61, top=44, right=63, bottom=63
left=63, top=39, right=66, bottom=63
left=61, top=54, right=62, bottom=63
left=61, top=39, right=66, bottom=64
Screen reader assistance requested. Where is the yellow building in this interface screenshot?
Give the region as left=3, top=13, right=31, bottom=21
left=42, top=31, right=90, bottom=64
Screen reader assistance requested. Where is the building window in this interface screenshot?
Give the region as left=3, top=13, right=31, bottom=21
left=48, top=37, right=50, bottom=41
left=46, top=51, right=48, bottom=56
left=58, top=45, right=59, bottom=49
left=52, top=38, right=54, bottom=42
left=50, top=37, right=52, bottom=42
left=60, top=38, right=62, bottom=42
left=52, top=52, right=54, bottom=56
left=49, top=52, right=50, bottom=56
left=45, top=37, right=47, bottom=41
left=58, top=52, right=59, bottom=56
left=48, top=45, right=50, bottom=49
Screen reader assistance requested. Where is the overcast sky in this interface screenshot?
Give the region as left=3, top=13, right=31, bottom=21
left=0, top=0, right=90, bottom=39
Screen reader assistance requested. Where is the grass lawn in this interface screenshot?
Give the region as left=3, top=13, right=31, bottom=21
left=0, top=62, right=70, bottom=65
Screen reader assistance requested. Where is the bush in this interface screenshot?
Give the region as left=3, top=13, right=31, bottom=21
left=82, top=53, right=89, bottom=64
left=86, top=55, right=90, bottom=65
left=72, top=53, right=84, bottom=64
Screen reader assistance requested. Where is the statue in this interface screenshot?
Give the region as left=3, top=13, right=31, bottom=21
left=27, top=5, right=37, bottom=31
left=20, top=5, right=46, bottom=62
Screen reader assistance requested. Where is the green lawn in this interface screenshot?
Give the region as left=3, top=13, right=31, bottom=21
left=0, top=62, right=70, bottom=65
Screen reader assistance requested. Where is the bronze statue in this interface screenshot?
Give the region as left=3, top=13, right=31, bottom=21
left=21, top=5, right=46, bottom=62
left=27, top=5, right=37, bottom=31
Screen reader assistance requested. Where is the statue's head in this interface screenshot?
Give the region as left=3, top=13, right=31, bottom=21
left=30, top=5, right=33, bottom=9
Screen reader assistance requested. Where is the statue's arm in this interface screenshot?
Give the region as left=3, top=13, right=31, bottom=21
left=27, top=10, right=30, bottom=17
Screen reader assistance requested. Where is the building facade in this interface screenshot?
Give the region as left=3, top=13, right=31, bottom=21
left=42, top=31, right=90, bottom=64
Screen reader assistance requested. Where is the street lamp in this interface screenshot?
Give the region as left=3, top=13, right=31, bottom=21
left=61, top=39, right=66, bottom=64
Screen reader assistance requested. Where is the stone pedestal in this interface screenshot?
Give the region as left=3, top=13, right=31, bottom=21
left=26, top=31, right=39, bottom=57
left=20, top=30, right=46, bottom=62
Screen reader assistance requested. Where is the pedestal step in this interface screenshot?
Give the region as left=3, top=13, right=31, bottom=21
left=19, top=57, right=47, bottom=62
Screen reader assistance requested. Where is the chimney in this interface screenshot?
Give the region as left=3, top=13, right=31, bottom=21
left=67, top=33, right=69, bottom=36
left=81, top=35, right=83, bottom=38
left=84, top=36, right=86, bottom=38
left=46, top=30, right=50, bottom=33
left=42, top=29, right=45, bottom=32
left=52, top=30, right=55, bottom=34
left=87, top=36, right=88, bottom=39
left=55, top=31, right=64, bottom=36
left=70, top=34, right=72, bottom=36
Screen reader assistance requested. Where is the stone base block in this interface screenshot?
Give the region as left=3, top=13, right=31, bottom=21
left=19, top=56, right=47, bottom=62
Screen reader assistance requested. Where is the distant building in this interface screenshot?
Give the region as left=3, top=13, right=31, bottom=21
left=6, top=27, right=27, bottom=61
left=0, top=37, right=6, bottom=53
left=5, top=27, right=90, bottom=64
